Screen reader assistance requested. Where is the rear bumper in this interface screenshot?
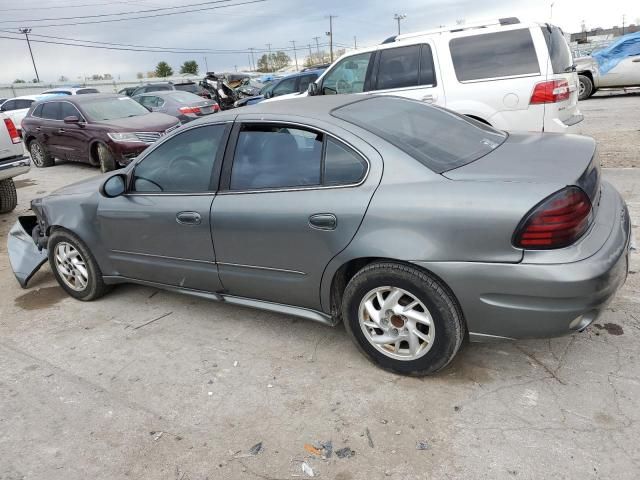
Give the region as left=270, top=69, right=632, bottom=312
left=412, top=183, right=631, bottom=340
left=546, top=113, right=584, bottom=134
left=0, top=154, right=30, bottom=181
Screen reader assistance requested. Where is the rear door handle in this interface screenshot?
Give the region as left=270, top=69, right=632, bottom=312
left=58, top=128, right=65, bottom=133
left=176, top=211, right=202, bottom=225
left=309, top=213, right=337, bottom=230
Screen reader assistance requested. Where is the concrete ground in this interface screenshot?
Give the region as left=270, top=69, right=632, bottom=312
left=1, top=94, right=640, bottom=480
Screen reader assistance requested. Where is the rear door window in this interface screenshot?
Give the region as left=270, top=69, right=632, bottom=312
left=419, top=44, right=437, bottom=85
left=450, top=29, right=540, bottom=81
left=541, top=26, right=573, bottom=74
left=376, top=45, right=421, bottom=90
left=41, top=102, right=62, bottom=120
left=324, top=138, right=367, bottom=185
left=272, top=77, right=298, bottom=96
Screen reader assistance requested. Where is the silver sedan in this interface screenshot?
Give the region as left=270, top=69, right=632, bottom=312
left=8, top=95, right=631, bottom=375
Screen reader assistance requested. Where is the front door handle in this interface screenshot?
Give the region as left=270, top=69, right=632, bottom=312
left=58, top=128, right=65, bottom=134
left=176, top=211, right=202, bottom=225
left=309, top=213, right=337, bottom=230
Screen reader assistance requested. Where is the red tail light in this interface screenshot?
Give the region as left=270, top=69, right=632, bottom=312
left=530, top=79, right=571, bottom=104
left=3, top=118, right=21, bottom=144
left=513, top=187, right=593, bottom=249
left=179, top=106, right=201, bottom=114
left=213, top=103, right=220, bottom=112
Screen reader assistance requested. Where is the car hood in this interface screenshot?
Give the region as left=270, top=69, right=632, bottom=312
left=91, top=112, right=178, bottom=131
left=49, top=174, right=109, bottom=197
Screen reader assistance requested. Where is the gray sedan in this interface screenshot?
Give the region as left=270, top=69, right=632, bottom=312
left=8, top=95, right=631, bottom=375
left=133, top=91, right=219, bottom=124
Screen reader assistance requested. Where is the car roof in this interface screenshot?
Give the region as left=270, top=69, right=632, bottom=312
left=36, top=93, right=123, bottom=105
left=10, top=94, right=61, bottom=101
left=43, top=87, right=97, bottom=93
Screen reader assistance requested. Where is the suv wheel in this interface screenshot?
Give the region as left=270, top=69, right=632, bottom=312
left=578, top=75, right=593, bottom=101
left=0, top=178, right=18, bottom=213
left=342, top=262, right=465, bottom=376
left=97, top=143, right=116, bottom=173
left=29, top=140, right=54, bottom=168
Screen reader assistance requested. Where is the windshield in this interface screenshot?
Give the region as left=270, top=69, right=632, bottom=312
left=542, top=25, right=573, bottom=73
left=332, top=97, right=507, bottom=173
left=81, top=97, right=150, bottom=121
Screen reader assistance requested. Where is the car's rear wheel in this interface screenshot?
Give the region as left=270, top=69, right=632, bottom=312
left=578, top=75, right=593, bottom=101
left=0, top=178, right=18, bottom=213
left=48, top=229, right=110, bottom=301
left=29, top=140, right=54, bottom=168
left=97, top=143, right=116, bottom=173
left=342, top=262, right=465, bottom=376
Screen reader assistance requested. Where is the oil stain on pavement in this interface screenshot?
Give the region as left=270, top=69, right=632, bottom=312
left=594, top=323, right=624, bottom=335
left=14, top=286, right=66, bottom=311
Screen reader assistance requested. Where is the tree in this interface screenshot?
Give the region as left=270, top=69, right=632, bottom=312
left=256, top=51, right=291, bottom=72
left=155, top=61, right=173, bottom=77
left=13, top=79, right=26, bottom=83
left=32, top=78, right=39, bottom=83
left=146, top=71, right=157, bottom=78
left=180, top=60, right=199, bottom=75
left=136, top=72, right=144, bottom=79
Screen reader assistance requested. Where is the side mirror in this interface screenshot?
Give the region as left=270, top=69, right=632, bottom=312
left=63, top=116, right=80, bottom=124
left=101, top=174, right=126, bottom=198
left=307, top=82, right=319, bottom=96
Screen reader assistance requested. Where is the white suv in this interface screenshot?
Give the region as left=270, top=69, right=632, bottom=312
left=284, top=18, right=583, bottom=133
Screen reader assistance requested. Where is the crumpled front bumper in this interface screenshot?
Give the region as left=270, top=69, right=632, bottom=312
left=7, top=216, right=48, bottom=288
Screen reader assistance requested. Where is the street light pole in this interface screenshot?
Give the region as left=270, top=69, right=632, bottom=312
left=19, top=28, right=40, bottom=82
left=326, top=15, right=337, bottom=62
left=290, top=40, right=299, bottom=71
left=266, top=43, right=272, bottom=72
left=393, top=14, right=407, bottom=35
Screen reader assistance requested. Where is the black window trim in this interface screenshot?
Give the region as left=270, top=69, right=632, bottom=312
left=126, top=121, right=233, bottom=196
left=218, top=120, right=370, bottom=195
left=372, top=43, right=438, bottom=91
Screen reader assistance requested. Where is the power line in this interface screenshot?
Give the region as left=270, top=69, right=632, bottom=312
left=2, top=0, right=163, bottom=12
left=0, top=0, right=268, bottom=28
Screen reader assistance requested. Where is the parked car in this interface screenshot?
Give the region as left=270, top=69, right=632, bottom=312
left=0, top=94, right=60, bottom=134
left=8, top=95, right=630, bottom=375
left=129, top=82, right=175, bottom=97
left=173, top=81, right=212, bottom=99
left=233, top=81, right=275, bottom=107
left=41, top=87, right=100, bottom=95
left=118, top=86, right=139, bottom=97
left=0, top=98, right=7, bottom=105
left=575, top=31, right=640, bottom=99
left=0, top=113, right=29, bottom=213
left=21, top=94, right=180, bottom=172
left=273, top=18, right=582, bottom=133
left=235, top=70, right=324, bottom=107
left=133, top=91, right=219, bottom=123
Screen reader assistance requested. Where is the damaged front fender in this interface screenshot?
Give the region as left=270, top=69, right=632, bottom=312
left=7, top=216, right=48, bottom=288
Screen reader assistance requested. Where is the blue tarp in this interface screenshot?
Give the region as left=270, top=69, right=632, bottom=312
left=592, top=31, right=640, bottom=75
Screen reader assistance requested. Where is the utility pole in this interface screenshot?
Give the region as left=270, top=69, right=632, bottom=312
left=312, top=36, right=321, bottom=57
left=326, top=15, right=337, bottom=62
left=354, top=36, right=357, bottom=49
left=248, top=47, right=256, bottom=71
left=19, top=28, right=40, bottom=83
left=308, top=43, right=313, bottom=61
left=393, top=14, right=407, bottom=35
left=204, top=56, right=209, bottom=72
left=622, top=14, right=626, bottom=35
left=266, top=43, right=272, bottom=72
left=234, top=65, right=238, bottom=72
left=290, top=40, right=299, bottom=71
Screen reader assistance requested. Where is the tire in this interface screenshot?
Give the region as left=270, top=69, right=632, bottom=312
left=342, top=262, right=465, bottom=376
left=97, top=143, right=116, bottom=173
left=48, top=229, right=111, bottom=301
left=578, top=75, right=593, bottom=101
left=0, top=178, right=18, bottom=213
left=29, top=139, right=54, bottom=168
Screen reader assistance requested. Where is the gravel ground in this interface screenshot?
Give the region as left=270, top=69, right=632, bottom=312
left=1, top=96, right=640, bottom=480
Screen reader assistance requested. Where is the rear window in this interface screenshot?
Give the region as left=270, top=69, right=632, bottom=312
left=41, top=102, right=61, bottom=120
left=31, top=104, right=43, bottom=117
left=332, top=97, right=507, bottom=173
left=541, top=26, right=573, bottom=74
left=168, top=91, right=204, bottom=103
left=174, top=83, right=198, bottom=93
left=450, top=29, right=540, bottom=81
left=77, top=88, right=99, bottom=94
left=147, top=85, right=173, bottom=92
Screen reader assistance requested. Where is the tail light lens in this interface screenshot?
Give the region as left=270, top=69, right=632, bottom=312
left=179, top=106, right=201, bottom=114
left=4, top=118, right=21, bottom=144
left=212, top=103, right=220, bottom=112
left=530, top=79, right=571, bottom=104
left=513, top=187, right=593, bottom=249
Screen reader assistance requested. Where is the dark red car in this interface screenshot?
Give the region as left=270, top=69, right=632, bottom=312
left=21, top=94, right=180, bottom=172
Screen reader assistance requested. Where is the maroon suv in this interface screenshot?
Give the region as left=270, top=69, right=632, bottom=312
left=21, top=94, right=180, bottom=172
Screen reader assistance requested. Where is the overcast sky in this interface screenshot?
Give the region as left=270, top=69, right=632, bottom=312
left=0, top=0, right=636, bottom=83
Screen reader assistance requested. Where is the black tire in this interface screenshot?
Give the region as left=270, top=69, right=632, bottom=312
left=578, top=75, right=593, bottom=101
left=342, top=262, right=465, bottom=376
left=97, top=143, right=116, bottom=173
left=0, top=178, right=18, bottom=213
left=29, top=139, right=54, bottom=168
left=48, top=229, right=111, bottom=301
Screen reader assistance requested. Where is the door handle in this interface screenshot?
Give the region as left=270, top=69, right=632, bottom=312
left=58, top=128, right=65, bottom=133
left=422, top=94, right=437, bottom=103
left=176, top=211, right=202, bottom=225
left=309, top=213, right=337, bottom=230
left=35, top=127, right=41, bottom=132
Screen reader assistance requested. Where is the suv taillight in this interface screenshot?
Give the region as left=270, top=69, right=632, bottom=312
left=513, top=187, right=593, bottom=249
left=3, top=118, right=21, bottom=144
left=530, top=79, right=571, bottom=104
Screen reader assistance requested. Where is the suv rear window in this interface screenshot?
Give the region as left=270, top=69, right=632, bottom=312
left=332, top=97, right=507, bottom=173
left=450, top=29, right=540, bottom=81
left=541, top=26, right=573, bottom=74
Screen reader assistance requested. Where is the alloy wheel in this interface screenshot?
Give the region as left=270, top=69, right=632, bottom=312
left=358, top=286, right=435, bottom=361
left=53, top=242, right=89, bottom=291
left=30, top=143, right=44, bottom=167
left=578, top=81, right=585, bottom=97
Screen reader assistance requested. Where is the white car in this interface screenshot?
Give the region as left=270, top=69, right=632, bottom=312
left=270, top=18, right=582, bottom=134
left=41, top=87, right=100, bottom=95
left=0, top=112, right=29, bottom=213
left=0, top=94, right=61, bottom=133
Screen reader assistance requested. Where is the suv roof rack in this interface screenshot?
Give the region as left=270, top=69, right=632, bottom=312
left=394, top=17, right=521, bottom=41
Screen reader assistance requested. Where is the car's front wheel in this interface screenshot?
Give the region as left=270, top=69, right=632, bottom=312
left=48, top=229, right=110, bottom=301
left=97, top=143, right=116, bottom=173
left=578, top=74, right=594, bottom=101
left=342, top=262, right=465, bottom=376
left=29, top=140, right=54, bottom=168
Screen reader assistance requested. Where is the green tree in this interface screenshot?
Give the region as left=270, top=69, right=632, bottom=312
left=13, top=79, right=26, bottom=83
left=256, top=51, right=291, bottom=72
left=180, top=60, right=199, bottom=75
left=155, top=61, right=173, bottom=78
